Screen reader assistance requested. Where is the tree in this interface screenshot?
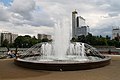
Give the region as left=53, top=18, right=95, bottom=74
left=100, top=35, right=103, bottom=38
left=14, top=35, right=42, bottom=48
left=23, top=35, right=31, bottom=48
left=106, top=35, right=110, bottom=40
left=86, top=33, right=93, bottom=44
left=29, top=37, right=39, bottom=47
left=107, top=40, right=114, bottom=46
left=42, top=38, right=49, bottom=42
left=71, top=37, right=76, bottom=42
left=1, top=39, right=10, bottom=51
left=14, top=36, right=24, bottom=48
left=77, top=35, right=86, bottom=42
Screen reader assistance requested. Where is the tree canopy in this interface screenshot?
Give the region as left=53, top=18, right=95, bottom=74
left=1, top=33, right=120, bottom=48
left=71, top=33, right=120, bottom=47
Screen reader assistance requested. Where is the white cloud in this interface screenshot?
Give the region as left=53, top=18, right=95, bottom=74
left=0, top=3, right=10, bottom=21
left=1, top=0, right=120, bottom=37
left=0, top=21, right=53, bottom=36
left=108, top=12, right=119, bottom=17
left=11, top=0, right=35, bottom=13
left=91, top=16, right=120, bottom=36
left=10, top=0, right=35, bottom=20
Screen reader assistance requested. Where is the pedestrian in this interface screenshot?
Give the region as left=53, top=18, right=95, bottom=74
left=7, top=50, right=12, bottom=58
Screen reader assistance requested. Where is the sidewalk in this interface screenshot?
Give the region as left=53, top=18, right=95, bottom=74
left=0, top=56, right=120, bottom=80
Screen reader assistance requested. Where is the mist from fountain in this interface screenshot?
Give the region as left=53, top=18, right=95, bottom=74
left=18, top=19, right=106, bottom=63
left=37, top=19, right=88, bottom=61
left=53, top=20, right=70, bottom=60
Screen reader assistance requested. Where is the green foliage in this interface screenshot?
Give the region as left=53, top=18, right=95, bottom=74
left=14, top=36, right=37, bottom=48
left=1, top=39, right=9, bottom=47
left=1, top=39, right=10, bottom=51
left=72, top=33, right=120, bottom=48
left=2, top=33, right=120, bottom=48
left=71, top=37, right=76, bottom=42
left=77, top=35, right=86, bottom=42
left=41, top=38, right=49, bottom=42
left=106, top=35, right=110, bottom=40
left=14, top=36, right=24, bottom=48
left=13, top=35, right=50, bottom=48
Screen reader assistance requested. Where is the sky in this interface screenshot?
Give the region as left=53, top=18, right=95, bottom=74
left=0, top=0, right=120, bottom=37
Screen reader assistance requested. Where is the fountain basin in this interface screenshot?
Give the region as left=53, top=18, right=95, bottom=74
left=14, top=42, right=111, bottom=71
left=14, top=56, right=111, bottom=71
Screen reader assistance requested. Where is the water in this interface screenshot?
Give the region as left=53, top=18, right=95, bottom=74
left=53, top=20, right=70, bottom=60
left=19, top=19, right=106, bottom=62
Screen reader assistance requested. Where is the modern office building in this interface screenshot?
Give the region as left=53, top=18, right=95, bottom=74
left=77, top=16, right=86, bottom=27
left=72, top=10, right=89, bottom=38
left=37, top=34, right=51, bottom=40
left=72, top=10, right=78, bottom=38
left=112, top=28, right=120, bottom=40
left=76, top=26, right=89, bottom=37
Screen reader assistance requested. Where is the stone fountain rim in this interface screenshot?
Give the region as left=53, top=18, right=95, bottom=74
left=15, top=56, right=111, bottom=64
left=14, top=56, right=111, bottom=71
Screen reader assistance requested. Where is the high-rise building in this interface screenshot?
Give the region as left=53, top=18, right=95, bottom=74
left=72, top=10, right=89, bottom=38
left=77, top=16, right=85, bottom=27
left=76, top=26, right=89, bottom=37
left=0, top=32, right=18, bottom=46
left=1, top=33, right=12, bottom=44
left=72, top=10, right=78, bottom=38
left=112, top=28, right=120, bottom=40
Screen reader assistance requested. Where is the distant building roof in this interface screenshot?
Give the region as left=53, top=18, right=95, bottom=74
left=78, top=16, right=85, bottom=21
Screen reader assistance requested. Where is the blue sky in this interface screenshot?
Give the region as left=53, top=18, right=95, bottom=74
left=0, top=0, right=13, bottom=6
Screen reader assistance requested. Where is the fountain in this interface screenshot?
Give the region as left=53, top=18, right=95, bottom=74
left=14, top=19, right=111, bottom=71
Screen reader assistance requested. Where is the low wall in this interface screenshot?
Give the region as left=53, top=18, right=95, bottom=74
left=14, top=58, right=111, bottom=71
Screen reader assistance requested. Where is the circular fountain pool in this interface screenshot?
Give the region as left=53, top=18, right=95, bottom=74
left=14, top=42, right=111, bottom=71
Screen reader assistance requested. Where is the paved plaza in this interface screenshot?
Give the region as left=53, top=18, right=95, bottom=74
left=0, top=56, right=120, bottom=80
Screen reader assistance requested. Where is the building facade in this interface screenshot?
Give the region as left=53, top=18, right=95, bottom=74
left=76, top=26, right=89, bottom=36
left=112, top=28, right=120, bottom=40
left=0, top=32, right=18, bottom=46
left=72, top=10, right=89, bottom=38
left=1, top=33, right=12, bottom=44
left=11, top=34, right=18, bottom=43
left=37, top=34, right=52, bottom=40
left=77, top=16, right=85, bottom=27
left=72, top=10, right=78, bottom=38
